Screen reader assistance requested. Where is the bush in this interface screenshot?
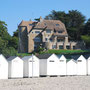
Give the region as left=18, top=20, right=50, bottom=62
left=2, top=47, right=17, bottom=57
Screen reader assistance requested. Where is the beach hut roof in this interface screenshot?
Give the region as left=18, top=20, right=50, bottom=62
left=77, top=55, right=86, bottom=60
left=37, top=54, right=52, bottom=59
left=22, top=55, right=39, bottom=60
left=22, top=56, right=32, bottom=60
left=7, top=56, right=19, bottom=61
left=83, top=54, right=90, bottom=59
left=57, top=54, right=62, bottom=58
left=71, top=55, right=80, bottom=60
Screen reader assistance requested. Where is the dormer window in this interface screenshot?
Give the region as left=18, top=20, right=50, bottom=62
left=58, top=31, right=63, bottom=33
left=56, top=24, right=59, bottom=26
left=46, top=30, right=51, bottom=33
left=35, top=31, right=40, bottom=34
left=29, top=24, right=34, bottom=26
left=44, top=23, right=46, bottom=25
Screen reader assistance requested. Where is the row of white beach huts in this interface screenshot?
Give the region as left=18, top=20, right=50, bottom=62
left=0, top=54, right=90, bottom=79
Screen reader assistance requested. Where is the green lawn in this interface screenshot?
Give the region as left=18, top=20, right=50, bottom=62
left=17, top=49, right=90, bottom=57
left=40, top=49, right=90, bottom=55
left=17, top=53, right=31, bottom=57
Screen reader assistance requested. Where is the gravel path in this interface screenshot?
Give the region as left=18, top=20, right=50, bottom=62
left=0, top=76, right=90, bottom=90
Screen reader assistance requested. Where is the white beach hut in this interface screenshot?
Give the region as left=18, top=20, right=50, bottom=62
left=7, top=56, right=23, bottom=78
left=0, top=54, right=8, bottom=79
left=38, top=54, right=59, bottom=76
left=58, top=55, right=66, bottom=75
left=87, top=56, right=90, bottom=75
left=77, top=55, right=87, bottom=75
left=66, top=59, right=77, bottom=75
left=22, top=55, right=39, bottom=77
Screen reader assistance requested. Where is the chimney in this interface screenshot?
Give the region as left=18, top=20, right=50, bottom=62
left=40, top=16, right=43, bottom=22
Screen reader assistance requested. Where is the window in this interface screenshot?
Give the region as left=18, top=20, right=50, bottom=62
left=57, top=39, right=63, bottom=42
left=60, top=60, right=64, bottom=62
left=44, top=23, right=46, bottom=25
left=34, top=37, right=41, bottom=42
left=46, top=30, right=51, bottom=33
left=52, top=45, right=56, bottom=49
left=50, top=38, right=53, bottom=42
left=73, top=46, right=76, bottom=49
left=59, top=45, right=63, bottom=49
left=56, top=24, right=59, bottom=26
left=29, top=24, right=34, bottom=26
left=35, top=31, right=40, bottom=34
left=66, top=45, right=70, bottom=49
left=78, top=60, right=82, bottom=62
left=49, top=60, right=54, bottom=62
left=45, top=38, right=48, bottom=41
left=34, top=45, right=37, bottom=49
left=58, top=31, right=62, bottom=33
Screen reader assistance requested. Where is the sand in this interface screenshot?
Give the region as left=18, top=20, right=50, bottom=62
left=0, top=76, right=90, bottom=90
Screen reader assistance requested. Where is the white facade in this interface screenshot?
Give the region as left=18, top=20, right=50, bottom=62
left=8, top=57, right=23, bottom=78
left=67, top=59, right=77, bottom=75
left=0, top=54, right=8, bottom=79
left=40, top=54, right=59, bottom=76
left=87, top=57, right=90, bottom=75
left=58, top=55, right=66, bottom=75
left=22, top=55, right=39, bottom=77
left=77, top=55, right=87, bottom=75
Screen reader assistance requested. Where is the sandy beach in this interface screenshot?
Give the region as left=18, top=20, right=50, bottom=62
left=0, top=76, right=90, bottom=90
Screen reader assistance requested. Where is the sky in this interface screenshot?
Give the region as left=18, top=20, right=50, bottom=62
left=0, top=0, right=90, bottom=35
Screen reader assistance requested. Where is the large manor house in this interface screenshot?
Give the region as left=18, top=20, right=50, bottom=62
left=18, top=17, right=85, bottom=53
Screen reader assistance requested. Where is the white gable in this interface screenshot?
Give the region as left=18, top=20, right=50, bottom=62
left=22, top=56, right=32, bottom=61
left=12, top=57, right=23, bottom=62
left=67, top=59, right=76, bottom=64
left=59, top=55, right=66, bottom=61
left=88, top=57, right=90, bottom=60
left=47, top=54, right=59, bottom=61
left=77, top=55, right=86, bottom=61
left=22, top=55, right=39, bottom=61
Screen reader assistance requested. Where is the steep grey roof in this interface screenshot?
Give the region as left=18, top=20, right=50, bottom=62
left=37, top=54, right=52, bottom=59
left=71, top=55, right=80, bottom=60
left=22, top=56, right=32, bottom=60
left=83, top=54, right=90, bottom=59
left=57, top=55, right=62, bottom=58
left=7, top=56, right=17, bottom=61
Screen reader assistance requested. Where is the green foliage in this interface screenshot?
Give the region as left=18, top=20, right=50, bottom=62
left=83, top=19, right=90, bottom=35
left=34, top=18, right=40, bottom=22
left=36, top=46, right=44, bottom=54
left=2, top=47, right=17, bottom=57
left=0, top=20, right=18, bottom=56
left=16, top=53, right=31, bottom=57
left=13, top=29, right=19, bottom=37
left=45, top=10, right=86, bottom=40
left=81, top=35, right=90, bottom=47
left=40, top=49, right=90, bottom=55
left=9, top=36, right=18, bottom=50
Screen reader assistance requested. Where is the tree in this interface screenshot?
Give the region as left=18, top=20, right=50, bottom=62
left=45, top=10, right=69, bottom=27
left=13, top=29, right=19, bottom=37
left=34, top=18, right=40, bottom=22
left=81, top=35, right=90, bottom=48
left=45, top=10, right=86, bottom=40
left=0, top=21, right=11, bottom=41
left=9, top=29, right=19, bottom=50
left=0, top=20, right=18, bottom=56
left=83, top=19, right=90, bottom=35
